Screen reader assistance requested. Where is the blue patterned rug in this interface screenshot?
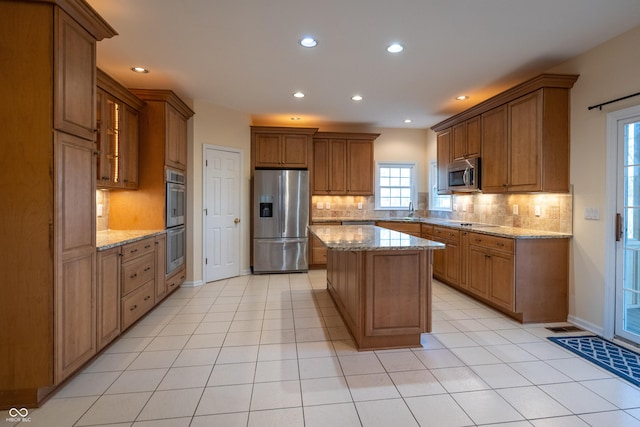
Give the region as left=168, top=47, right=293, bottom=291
left=548, top=335, right=640, bottom=387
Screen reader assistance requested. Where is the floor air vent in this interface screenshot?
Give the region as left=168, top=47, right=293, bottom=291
left=546, top=325, right=583, bottom=333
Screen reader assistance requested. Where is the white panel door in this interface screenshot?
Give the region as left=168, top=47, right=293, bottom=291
left=204, top=146, right=241, bottom=282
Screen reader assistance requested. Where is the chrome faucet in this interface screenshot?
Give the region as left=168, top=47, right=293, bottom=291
left=408, top=201, right=415, bottom=217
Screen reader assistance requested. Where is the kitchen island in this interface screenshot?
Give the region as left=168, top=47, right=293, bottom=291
left=308, top=225, right=444, bottom=350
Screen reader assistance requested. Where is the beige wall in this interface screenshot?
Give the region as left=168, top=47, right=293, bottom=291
left=188, top=101, right=252, bottom=284
left=545, top=25, right=640, bottom=333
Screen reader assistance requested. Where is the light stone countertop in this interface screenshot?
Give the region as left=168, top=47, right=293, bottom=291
left=311, top=217, right=572, bottom=239
left=308, top=225, right=445, bottom=251
left=96, top=229, right=166, bottom=251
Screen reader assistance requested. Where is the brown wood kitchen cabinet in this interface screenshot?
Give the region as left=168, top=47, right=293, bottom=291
left=422, top=225, right=460, bottom=286
left=96, top=69, right=145, bottom=189
left=482, top=89, right=572, bottom=193
left=452, top=115, right=481, bottom=161
left=1, top=0, right=116, bottom=408
left=121, top=238, right=157, bottom=330
left=376, top=221, right=422, bottom=237
left=480, top=105, right=509, bottom=193
left=97, top=246, right=121, bottom=351
left=251, top=126, right=318, bottom=169
left=310, top=222, right=341, bottom=267
left=436, top=128, right=452, bottom=194
left=432, top=74, right=578, bottom=194
left=467, top=232, right=568, bottom=323
left=111, top=90, right=194, bottom=230
left=129, top=89, right=194, bottom=171
left=155, top=234, right=167, bottom=301
left=313, top=132, right=379, bottom=195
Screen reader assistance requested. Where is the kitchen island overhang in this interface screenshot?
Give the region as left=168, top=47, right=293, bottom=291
left=308, top=225, right=445, bottom=351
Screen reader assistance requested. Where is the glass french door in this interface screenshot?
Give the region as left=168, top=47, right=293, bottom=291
left=616, top=112, right=640, bottom=344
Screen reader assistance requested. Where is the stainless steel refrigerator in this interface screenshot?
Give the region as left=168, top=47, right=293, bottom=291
left=253, top=170, right=309, bottom=273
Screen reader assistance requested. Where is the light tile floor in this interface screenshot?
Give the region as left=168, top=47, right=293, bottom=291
left=5, top=271, right=640, bottom=426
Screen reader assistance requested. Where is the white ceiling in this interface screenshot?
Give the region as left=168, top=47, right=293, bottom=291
left=88, top=0, right=640, bottom=129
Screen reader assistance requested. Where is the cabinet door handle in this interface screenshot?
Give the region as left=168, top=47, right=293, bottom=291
left=496, top=243, right=504, bottom=247
left=130, top=304, right=138, bottom=311
left=144, top=295, right=151, bottom=301
left=130, top=249, right=138, bottom=254
left=144, top=267, right=151, bottom=272
left=144, top=244, right=151, bottom=249
left=130, top=273, right=137, bottom=279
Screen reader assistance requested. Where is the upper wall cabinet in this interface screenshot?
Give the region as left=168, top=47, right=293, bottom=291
left=432, top=74, right=578, bottom=194
left=251, top=126, right=318, bottom=169
left=129, top=89, right=195, bottom=172
left=96, top=69, right=145, bottom=189
left=312, top=132, right=380, bottom=195
left=436, top=128, right=452, bottom=195
left=452, top=115, right=481, bottom=161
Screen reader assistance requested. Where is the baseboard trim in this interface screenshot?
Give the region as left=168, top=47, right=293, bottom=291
left=567, top=314, right=604, bottom=337
left=181, top=280, right=203, bottom=288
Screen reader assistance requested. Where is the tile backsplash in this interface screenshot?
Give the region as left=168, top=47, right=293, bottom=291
left=312, top=192, right=573, bottom=234
left=96, top=190, right=110, bottom=232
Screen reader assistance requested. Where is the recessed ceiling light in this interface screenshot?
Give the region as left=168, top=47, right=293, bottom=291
left=387, top=43, right=404, bottom=53
left=299, top=37, right=318, bottom=48
left=351, top=95, right=363, bottom=101
left=291, top=117, right=301, bottom=121
left=404, top=119, right=413, bottom=123
left=456, top=95, right=469, bottom=101
left=293, top=92, right=305, bottom=98
left=130, top=66, right=149, bottom=74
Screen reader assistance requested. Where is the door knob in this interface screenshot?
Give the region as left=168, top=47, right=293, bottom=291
left=234, top=218, right=240, bottom=224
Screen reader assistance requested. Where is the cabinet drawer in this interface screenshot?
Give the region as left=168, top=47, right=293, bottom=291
left=121, top=237, right=155, bottom=262
left=469, top=233, right=514, bottom=253
left=166, top=267, right=185, bottom=294
left=122, top=252, right=155, bottom=295
left=121, top=280, right=155, bottom=330
left=433, top=227, right=460, bottom=242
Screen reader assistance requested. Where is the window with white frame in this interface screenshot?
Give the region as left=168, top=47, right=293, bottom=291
left=375, top=162, right=416, bottom=209
left=430, top=160, right=452, bottom=211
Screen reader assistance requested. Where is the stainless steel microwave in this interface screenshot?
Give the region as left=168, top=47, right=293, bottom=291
left=448, top=158, right=480, bottom=192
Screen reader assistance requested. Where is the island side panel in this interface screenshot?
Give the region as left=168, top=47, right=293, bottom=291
left=364, top=250, right=431, bottom=338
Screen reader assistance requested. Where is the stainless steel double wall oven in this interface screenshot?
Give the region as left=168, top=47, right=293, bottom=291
left=166, top=169, right=185, bottom=275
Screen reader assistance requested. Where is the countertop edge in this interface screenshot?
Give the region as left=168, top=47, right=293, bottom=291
left=308, top=225, right=445, bottom=251
left=311, top=217, right=572, bottom=239
left=96, top=229, right=166, bottom=251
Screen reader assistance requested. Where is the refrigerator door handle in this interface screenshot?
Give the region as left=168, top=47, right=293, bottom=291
left=279, top=173, right=285, bottom=234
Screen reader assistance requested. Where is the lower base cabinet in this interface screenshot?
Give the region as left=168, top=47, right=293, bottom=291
left=96, top=233, right=184, bottom=348
left=167, top=266, right=186, bottom=294
left=97, top=247, right=121, bottom=351
left=438, top=229, right=568, bottom=323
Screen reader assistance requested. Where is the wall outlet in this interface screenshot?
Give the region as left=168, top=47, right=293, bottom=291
left=316, top=202, right=323, bottom=209
left=462, top=204, right=467, bottom=212
left=584, top=207, right=600, bottom=220
left=325, top=202, right=331, bottom=209
left=357, top=202, right=363, bottom=210
left=512, top=204, right=518, bottom=215
left=534, top=205, right=541, bottom=217
left=97, top=203, right=103, bottom=217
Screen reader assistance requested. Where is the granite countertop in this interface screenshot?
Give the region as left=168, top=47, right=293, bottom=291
left=308, top=225, right=445, bottom=251
left=96, top=229, right=166, bottom=251
left=311, top=217, right=572, bottom=239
